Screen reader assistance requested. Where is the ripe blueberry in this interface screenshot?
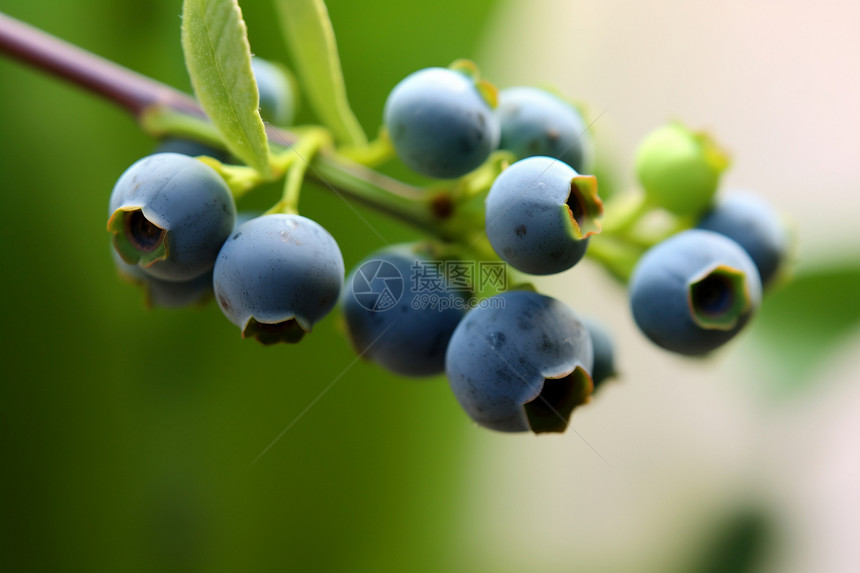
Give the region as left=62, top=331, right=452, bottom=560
left=213, top=214, right=344, bottom=345
left=629, top=229, right=762, bottom=355
left=384, top=65, right=500, bottom=179
left=341, top=245, right=467, bottom=377
left=445, top=290, right=594, bottom=433
left=497, top=86, right=591, bottom=173
left=154, top=138, right=231, bottom=163
left=485, top=156, right=602, bottom=275
left=580, top=317, right=616, bottom=387
left=111, top=249, right=213, bottom=309
left=107, top=152, right=236, bottom=282
left=251, top=56, right=296, bottom=126
left=697, top=192, right=788, bottom=287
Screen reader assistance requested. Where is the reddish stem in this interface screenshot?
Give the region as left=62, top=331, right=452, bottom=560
left=0, top=11, right=429, bottom=212
left=0, top=11, right=202, bottom=118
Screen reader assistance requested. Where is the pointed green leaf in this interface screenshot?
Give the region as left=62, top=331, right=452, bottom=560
left=276, top=0, right=367, bottom=146
left=181, top=0, right=271, bottom=176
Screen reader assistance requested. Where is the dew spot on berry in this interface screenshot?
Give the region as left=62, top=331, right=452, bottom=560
left=278, top=230, right=302, bottom=245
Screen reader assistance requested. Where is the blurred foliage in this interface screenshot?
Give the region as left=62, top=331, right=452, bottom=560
left=0, top=0, right=499, bottom=571
left=274, top=0, right=368, bottom=146
left=750, top=259, right=860, bottom=392
left=683, top=508, right=772, bottom=573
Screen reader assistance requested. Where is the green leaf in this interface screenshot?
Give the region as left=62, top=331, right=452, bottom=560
left=181, top=0, right=271, bottom=176
left=750, top=259, right=860, bottom=391
left=275, top=0, right=367, bottom=147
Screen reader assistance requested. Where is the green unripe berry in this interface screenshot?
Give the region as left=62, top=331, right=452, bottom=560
left=635, top=122, right=730, bottom=216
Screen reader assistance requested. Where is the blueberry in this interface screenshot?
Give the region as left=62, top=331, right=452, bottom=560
left=154, top=137, right=231, bottom=163
left=629, top=229, right=762, bottom=355
left=213, top=214, right=344, bottom=345
left=341, top=245, right=467, bottom=377
left=485, top=156, right=602, bottom=275
left=580, top=317, right=616, bottom=387
left=251, top=56, right=296, bottom=126
left=384, top=65, right=500, bottom=179
left=697, top=192, right=788, bottom=287
left=109, top=212, right=263, bottom=308
left=445, top=290, right=594, bottom=433
left=497, top=86, right=591, bottom=173
left=107, top=153, right=236, bottom=282
left=111, top=248, right=213, bottom=309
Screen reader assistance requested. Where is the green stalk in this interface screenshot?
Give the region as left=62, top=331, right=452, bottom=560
left=267, top=128, right=331, bottom=215
left=584, top=237, right=644, bottom=283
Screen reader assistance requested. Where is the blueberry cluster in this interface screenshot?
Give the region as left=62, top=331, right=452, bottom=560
left=108, top=153, right=345, bottom=344
left=376, top=63, right=614, bottom=431
left=383, top=63, right=593, bottom=181
left=627, top=124, right=789, bottom=356
left=105, top=57, right=788, bottom=436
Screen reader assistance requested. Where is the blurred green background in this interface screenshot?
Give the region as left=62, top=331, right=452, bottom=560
left=0, top=1, right=499, bottom=571
left=3, top=1, right=860, bottom=572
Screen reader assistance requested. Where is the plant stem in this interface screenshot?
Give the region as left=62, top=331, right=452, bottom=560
left=600, top=191, right=650, bottom=236
left=311, top=154, right=444, bottom=236
left=0, top=11, right=443, bottom=235
left=337, top=128, right=396, bottom=167
left=0, top=12, right=201, bottom=118
left=267, top=128, right=331, bottom=215
left=0, top=11, right=657, bottom=280
left=584, top=237, right=643, bottom=283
